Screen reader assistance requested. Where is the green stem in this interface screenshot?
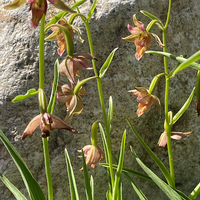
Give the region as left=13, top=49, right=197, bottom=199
left=39, top=14, right=45, bottom=90
left=163, top=0, right=175, bottom=187
left=39, top=14, right=53, bottom=199
left=43, top=138, right=53, bottom=200
left=84, top=20, right=115, bottom=188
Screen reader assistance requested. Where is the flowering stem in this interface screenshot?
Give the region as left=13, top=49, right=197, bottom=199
left=39, top=14, right=53, bottom=199
left=163, top=0, right=175, bottom=187
left=84, top=20, right=115, bottom=188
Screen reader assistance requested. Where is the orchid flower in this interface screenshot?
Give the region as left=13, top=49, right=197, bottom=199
left=21, top=113, right=78, bottom=139
left=58, top=53, right=98, bottom=87
left=77, top=145, right=104, bottom=171
left=128, top=87, right=160, bottom=117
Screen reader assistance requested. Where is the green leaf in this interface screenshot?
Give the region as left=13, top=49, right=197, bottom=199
left=0, top=174, right=27, bottom=200
left=140, top=10, right=164, bottom=30
left=131, top=147, right=186, bottom=200
left=99, top=48, right=118, bottom=78
left=90, top=176, right=94, bottom=200
left=4, top=0, right=26, bottom=10
left=106, top=191, right=113, bottom=200
left=74, top=76, right=98, bottom=95
left=196, top=71, right=200, bottom=101
left=112, top=130, right=126, bottom=200
left=173, top=87, right=195, bottom=124
left=45, top=0, right=87, bottom=29
left=107, top=96, right=113, bottom=131
left=81, top=150, right=92, bottom=200
left=189, top=183, right=200, bottom=200
left=170, top=50, right=200, bottom=77
left=125, top=116, right=173, bottom=187
left=124, top=173, right=148, bottom=200
left=145, top=51, right=200, bottom=75
left=47, top=59, right=59, bottom=114
left=0, top=130, right=46, bottom=200
left=100, top=163, right=153, bottom=183
left=65, top=149, right=79, bottom=200
left=87, top=0, right=97, bottom=20
left=12, top=89, right=38, bottom=103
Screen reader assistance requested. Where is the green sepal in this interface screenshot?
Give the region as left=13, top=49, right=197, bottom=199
left=146, top=51, right=200, bottom=75
left=38, top=88, right=47, bottom=114
left=12, top=89, right=38, bottom=103
left=146, top=19, right=164, bottom=32
left=4, top=0, right=26, bottom=10
left=74, top=76, right=98, bottom=95
left=148, top=73, right=165, bottom=94
left=99, top=48, right=118, bottom=78
left=140, top=10, right=164, bottom=30
left=68, top=13, right=86, bottom=25
left=131, top=146, right=188, bottom=200
left=52, top=0, right=76, bottom=13
left=45, top=0, right=87, bottom=29
left=91, top=121, right=100, bottom=146
left=0, top=174, right=27, bottom=200
left=87, top=0, right=97, bottom=20
left=0, top=130, right=46, bottom=200
left=172, top=87, right=195, bottom=124
left=196, top=71, right=200, bottom=101
left=65, top=149, right=80, bottom=200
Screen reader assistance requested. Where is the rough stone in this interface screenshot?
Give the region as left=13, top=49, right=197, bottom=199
left=0, top=0, right=200, bottom=199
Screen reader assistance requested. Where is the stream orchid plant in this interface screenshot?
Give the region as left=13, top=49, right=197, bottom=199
left=1, top=0, right=200, bottom=199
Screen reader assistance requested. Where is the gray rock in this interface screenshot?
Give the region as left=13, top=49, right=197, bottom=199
left=0, top=0, right=200, bottom=199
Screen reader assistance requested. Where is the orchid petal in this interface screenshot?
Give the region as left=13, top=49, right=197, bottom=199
left=127, top=24, right=142, bottom=35
left=21, top=114, right=42, bottom=140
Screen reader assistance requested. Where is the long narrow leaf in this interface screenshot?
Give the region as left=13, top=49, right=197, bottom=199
left=100, top=163, right=153, bottom=183
left=90, top=176, right=94, bottom=200
left=112, top=130, right=126, bottom=199
left=173, top=87, right=195, bottom=124
left=0, top=130, right=46, bottom=200
left=125, top=173, right=148, bottom=200
left=47, top=59, right=59, bottom=114
left=81, top=150, right=92, bottom=200
left=107, top=96, right=113, bottom=131
left=0, top=173, right=27, bottom=200
left=65, top=149, right=79, bottom=200
left=131, top=147, right=186, bottom=200
left=189, top=183, right=200, bottom=200
left=87, top=0, right=97, bottom=20
left=125, top=116, right=173, bottom=186
left=99, top=48, right=118, bottom=78
left=145, top=51, right=200, bottom=73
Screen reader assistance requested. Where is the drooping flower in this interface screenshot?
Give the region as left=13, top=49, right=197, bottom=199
left=56, top=83, right=87, bottom=121
left=45, top=18, right=84, bottom=56
left=4, top=0, right=76, bottom=28
left=58, top=53, right=98, bottom=87
left=122, top=15, right=164, bottom=61
left=128, top=87, right=160, bottom=117
left=77, top=145, right=104, bottom=171
left=158, top=131, right=193, bottom=147
left=21, top=113, right=78, bottom=140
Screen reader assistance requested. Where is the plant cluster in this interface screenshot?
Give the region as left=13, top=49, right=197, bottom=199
left=1, top=0, right=200, bottom=199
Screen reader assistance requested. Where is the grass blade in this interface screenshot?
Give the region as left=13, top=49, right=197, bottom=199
left=65, top=149, right=79, bottom=200
left=0, top=130, right=46, bottom=200
left=0, top=173, right=27, bottom=200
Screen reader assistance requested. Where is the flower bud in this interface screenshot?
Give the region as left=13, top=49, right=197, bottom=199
left=38, top=88, right=47, bottom=114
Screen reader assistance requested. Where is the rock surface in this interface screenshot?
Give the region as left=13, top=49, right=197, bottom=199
left=0, top=0, right=200, bottom=199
